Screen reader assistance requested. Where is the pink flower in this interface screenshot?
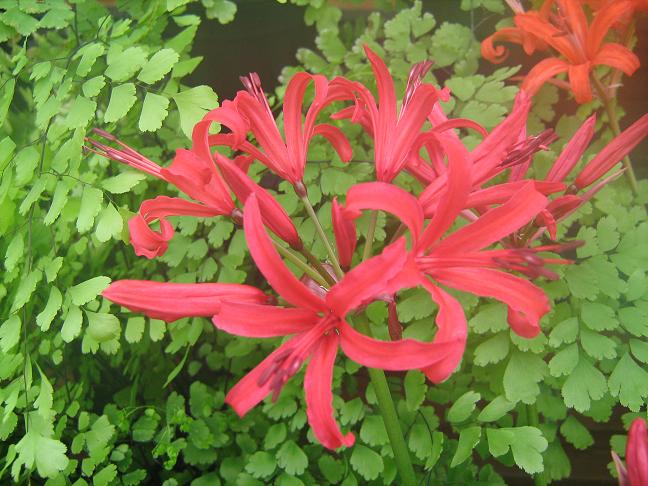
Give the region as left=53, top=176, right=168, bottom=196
left=210, top=72, right=351, bottom=185
left=627, top=418, right=648, bottom=486
left=212, top=194, right=462, bottom=449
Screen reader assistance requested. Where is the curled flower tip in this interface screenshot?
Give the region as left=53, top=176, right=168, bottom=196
left=501, top=129, right=558, bottom=169
left=402, top=60, right=434, bottom=111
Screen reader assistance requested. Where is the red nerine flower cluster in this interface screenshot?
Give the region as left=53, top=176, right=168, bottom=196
left=91, top=46, right=648, bottom=450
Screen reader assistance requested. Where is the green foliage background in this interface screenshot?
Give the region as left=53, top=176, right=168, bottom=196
left=1, top=0, right=647, bottom=484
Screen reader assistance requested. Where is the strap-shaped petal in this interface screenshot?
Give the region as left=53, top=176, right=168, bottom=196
left=213, top=302, right=318, bottom=338
left=546, top=115, right=596, bottom=182
left=520, top=57, right=570, bottom=98
left=103, top=280, right=268, bottom=323
left=338, top=319, right=459, bottom=370
left=331, top=198, right=357, bottom=270
left=313, top=124, right=353, bottom=163
left=305, top=334, right=355, bottom=449
left=592, top=42, right=640, bottom=76
left=568, top=62, right=593, bottom=104
left=244, top=194, right=327, bottom=312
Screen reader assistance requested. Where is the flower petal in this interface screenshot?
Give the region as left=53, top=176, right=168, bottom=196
left=575, top=113, right=648, bottom=189
left=103, top=280, right=268, bottom=322
left=587, top=0, right=635, bottom=56
left=225, top=337, right=299, bottom=417
left=327, top=238, right=408, bottom=317
left=213, top=302, right=319, bottom=337
left=419, top=280, right=467, bottom=383
left=331, top=198, right=357, bottom=270
left=520, top=57, right=570, bottom=98
left=305, top=333, right=355, bottom=449
left=345, top=182, right=424, bottom=244
left=244, top=194, right=327, bottom=312
left=546, top=115, right=596, bottom=182
left=568, top=63, right=593, bottom=104
left=466, top=180, right=565, bottom=208
left=627, top=418, right=648, bottom=486
left=338, top=319, right=459, bottom=370
left=481, top=27, right=525, bottom=64
left=592, top=42, right=640, bottom=76
left=128, top=214, right=173, bottom=259
left=431, top=267, right=549, bottom=338
left=313, top=123, right=353, bottom=163
left=432, top=182, right=547, bottom=254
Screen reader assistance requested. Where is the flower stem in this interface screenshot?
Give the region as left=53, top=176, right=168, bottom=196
left=362, top=210, right=378, bottom=261
left=273, top=242, right=329, bottom=288
left=299, top=246, right=337, bottom=286
left=591, top=74, right=638, bottom=195
left=355, top=316, right=417, bottom=486
left=298, top=192, right=344, bottom=279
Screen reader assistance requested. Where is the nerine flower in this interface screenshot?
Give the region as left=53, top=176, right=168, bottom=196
left=209, top=72, right=352, bottom=185
left=211, top=194, right=463, bottom=449
left=482, top=0, right=641, bottom=103
left=613, top=418, right=648, bottom=486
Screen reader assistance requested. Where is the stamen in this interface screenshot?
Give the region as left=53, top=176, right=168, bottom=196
left=240, top=72, right=274, bottom=119
left=500, top=129, right=558, bottom=169
left=402, top=60, right=434, bottom=116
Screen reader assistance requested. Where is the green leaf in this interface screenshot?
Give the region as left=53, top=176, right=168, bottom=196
left=596, top=216, right=619, bottom=252
left=203, top=0, right=237, bottom=23
left=86, top=415, right=115, bottom=457
left=276, top=441, right=308, bottom=476
left=581, top=302, right=617, bottom=331
left=93, top=464, right=117, bottom=486
left=105, top=46, right=148, bottom=82
left=608, top=352, right=648, bottom=411
left=350, top=445, right=383, bottom=480
left=81, top=75, right=106, bottom=98
left=503, top=351, right=546, bottom=404
left=619, top=306, right=648, bottom=337
left=359, top=415, right=388, bottom=447
left=246, top=451, right=276, bottom=479
left=75, top=42, right=105, bottom=76
left=0, top=315, right=21, bottom=352
left=36, top=287, right=62, bottom=331
left=63, top=96, right=96, bottom=129
left=4, top=233, right=24, bottom=272
left=139, top=92, right=170, bottom=132
left=549, top=343, right=579, bottom=377
left=447, top=391, right=481, bottom=423
left=138, top=49, right=180, bottom=84
left=318, top=456, right=344, bottom=484
left=11, top=269, right=41, bottom=313
left=630, top=338, right=648, bottom=363
left=560, top=416, right=594, bottom=450
left=34, top=365, right=53, bottom=418
left=125, top=316, right=145, bottom=344
left=101, top=172, right=146, bottom=194
left=469, top=303, right=508, bottom=334
left=95, top=204, right=123, bottom=242
left=164, top=346, right=190, bottom=387
left=564, top=263, right=599, bottom=300
left=61, top=306, right=83, bottom=342
left=474, top=332, right=509, bottom=366
left=69, top=276, right=111, bottom=306
left=548, top=317, right=579, bottom=347
left=85, top=312, right=120, bottom=343
left=487, top=427, right=547, bottom=474
left=478, top=396, right=515, bottom=423
left=580, top=328, right=617, bottom=360
left=104, top=83, right=137, bottom=123
left=562, top=357, right=607, bottom=412
left=0, top=78, right=15, bottom=128
left=172, top=86, right=219, bottom=138
left=404, top=370, right=426, bottom=412
left=409, top=422, right=432, bottom=461
left=76, top=186, right=103, bottom=233
left=450, top=426, right=481, bottom=467
left=1, top=8, right=39, bottom=36
left=14, top=413, right=68, bottom=478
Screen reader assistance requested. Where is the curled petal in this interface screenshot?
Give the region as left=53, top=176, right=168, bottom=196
left=128, top=214, right=173, bottom=259
left=481, top=27, right=525, bottom=63
left=331, top=198, right=357, bottom=270
left=431, top=268, right=549, bottom=338
left=419, top=280, right=467, bottom=383
left=575, top=113, right=648, bottom=189
left=345, top=182, right=424, bottom=244
left=244, top=194, right=327, bottom=312
left=305, top=334, right=355, bottom=449
left=313, top=124, right=353, bottom=163
left=103, top=279, right=268, bottom=322
left=338, top=319, right=460, bottom=370
left=327, top=238, right=408, bottom=317
left=593, top=43, right=640, bottom=76
left=627, top=418, right=648, bottom=486
left=215, top=154, right=301, bottom=248
left=213, top=302, right=319, bottom=337
left=520, top=57, right=570, bottom=98
left=546, top=115, right=596, bottom=182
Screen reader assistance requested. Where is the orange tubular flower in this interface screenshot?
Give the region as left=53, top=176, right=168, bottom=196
left=483, top=0, right=641, bottom=103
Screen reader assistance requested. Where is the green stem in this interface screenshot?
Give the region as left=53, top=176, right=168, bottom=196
left=274, top=243, right=329, bottom=288
left=298, top=192, right=344, bottom=279
left=527, top=404, right=547, bottom=486
left=362, top=210, right=379, bottom=261
left=355, top=317, right=417, bottom=486
left=591, top=74, right=638, bottom=195
left=299, top=246, right=336, bottom=286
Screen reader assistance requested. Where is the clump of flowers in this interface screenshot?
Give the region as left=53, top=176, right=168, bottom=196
left=89, top=45, right=648, bottom=477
